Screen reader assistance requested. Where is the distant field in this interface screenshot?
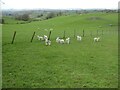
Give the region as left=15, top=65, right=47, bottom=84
left=2, top=12, right=118, bottom=88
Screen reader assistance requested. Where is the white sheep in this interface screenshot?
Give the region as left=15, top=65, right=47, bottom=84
left=56, top=37, right=65, bottom=44
left=65, top=37, right=70, bottom=44
left=94, top=37, right=100, bottom=42
left=37, top=35, right=44, bottom=40
left=56, top=37, right=70, bottom=44
left=45, top=39, right=51, bottom=46
left=56, top=37, right=60, bottom=43
left=48, top=40, right=51, bottom=45
left=43, top=35, right=48, bottom=40
left=59, top=39, right=64, bottom=44
left=77, top=36, right=82, bottom=41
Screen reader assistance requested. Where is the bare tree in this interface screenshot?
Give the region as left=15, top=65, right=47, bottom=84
left=46, top=12, right=55, bottom=19
left=15, top=14, right=30, bottom=21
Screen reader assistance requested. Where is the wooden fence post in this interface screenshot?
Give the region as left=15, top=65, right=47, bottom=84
left=63, top=30, right=66, bottom=39
left=48, top=31, right=52, bottom=40
left=11, top=31, right=16, bottom=44
left=31, top=32, right=35, bottom=42
left=83, top=29, right=84, bottom=37
left=74, top=29, right=76, bottom=38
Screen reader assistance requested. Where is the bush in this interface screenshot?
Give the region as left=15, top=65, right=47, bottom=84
left=46, top=12, right=55, bottom=19
left=15, top=14, right=30, bottom=21
left=22, top=14, right=30, bottom=21
left=37, top=14, right=43, bottom=18
left=0, top=19, right=5, bottom=24
left=57, top=12, right=63, bottom=16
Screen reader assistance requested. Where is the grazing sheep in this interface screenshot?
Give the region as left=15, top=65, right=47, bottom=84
left=59, top=39, right=65, bottom=44
left=45, top=39, right=51, bottom=46
left=37, top=35, right=44, bottom=40
left=65, top=37, right=70, bottom=44
left=56, top=37, right=70, bottom=44
left=56, top=37, right=60, bottom=43
left=94, top=37, right=100, bottom=42
left=43, top=35, right=48, bottom=40
left=56, top=37, right=65, bottom=44
left=48, top=40, right=51, bottom=45
left=77, top=36, right=82, bottom=41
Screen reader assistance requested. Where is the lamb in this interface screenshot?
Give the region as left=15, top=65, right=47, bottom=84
left=56, top=37, right=65, bottom=44
left=45, top=39, right=51, bottom=46
left=59, top=39, right=65, bottom=44
left=48, top=40, right=51, bottom=45
left=56, top=37, right=60, bottom=43
left=37, top=35, right=44, bottom=40
left=43, top=35, right=48, bottom=40
left=77, top=36, right=82, bottom=41
left=65, top=37, right=70, bottom=44
left=56, top=37, right=71, bottom=44
left=94, top=37, right=100, bottom=42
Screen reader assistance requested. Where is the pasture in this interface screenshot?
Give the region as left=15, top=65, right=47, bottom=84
left=2, top=12, right=118, bottom=88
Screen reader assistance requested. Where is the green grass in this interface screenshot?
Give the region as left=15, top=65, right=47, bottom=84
left=2, top=12, right=118, bottom=88
left=3, top=16, right=29, bottom=24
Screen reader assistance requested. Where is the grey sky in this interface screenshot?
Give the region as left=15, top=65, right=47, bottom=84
left=1, top=0, right=119, bottom=10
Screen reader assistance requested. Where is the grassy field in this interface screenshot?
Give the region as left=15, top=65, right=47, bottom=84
left=2, top=12, right=118, bottom=88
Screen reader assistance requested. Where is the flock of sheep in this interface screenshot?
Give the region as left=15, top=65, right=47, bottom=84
left=37, top=35, right=100, bottom=46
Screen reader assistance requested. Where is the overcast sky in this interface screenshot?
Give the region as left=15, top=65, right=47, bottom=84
left=1, top=0, right=119, bottom=10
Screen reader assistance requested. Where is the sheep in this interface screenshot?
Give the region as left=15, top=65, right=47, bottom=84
left=43, top=35, right=48, bottom=40
left=56, top=37, right=70, bottom=44
left=45, top=39, right=51, bottom=46
left=56, top=37, right=65, bottom=44
left=56, top=37, right=60, bottom=43
left=65, top=37, right=70, bottom=44
left=37, top=35, right=44, bottom=40
left=56, top=37, right=71, bottom=44
left=59, top=39, right=65, bottom=44
left=94, top=37, right=100, bottom=42
left=77, top=36, right=82, bottom=41
left=48, top=40, right=51, bottom=45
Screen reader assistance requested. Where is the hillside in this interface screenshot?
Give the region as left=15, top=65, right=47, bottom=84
left=2, top=12, right=118, bottom=88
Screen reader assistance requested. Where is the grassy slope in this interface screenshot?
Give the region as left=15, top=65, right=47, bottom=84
left=2, top=12, right=118, bottom=88
left=3, top=16, right=28, bottom=24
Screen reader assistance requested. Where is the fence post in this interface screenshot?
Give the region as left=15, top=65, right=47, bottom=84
left=11, top=31, right=16, bottom=44
left=74, top=29, right=76, bottom=38
left=83, top=29, right=84, bottom=37
left=48, top=31, right=52, bottom=40
left=31, top=32, right=35, bottom=42
left=63, top=30, right=66, bottom=39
